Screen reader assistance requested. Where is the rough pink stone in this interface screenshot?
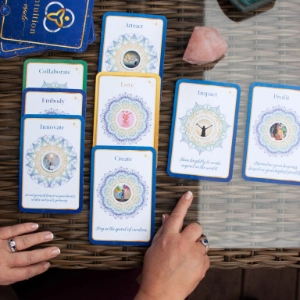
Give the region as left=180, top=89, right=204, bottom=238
left=183, top=27, right=228, bottom=65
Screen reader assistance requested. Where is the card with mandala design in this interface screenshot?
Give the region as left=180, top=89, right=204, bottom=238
left=89, top=146, right=156, bottom=246
left=93, top=72, right=160, bottom=151
left=23, top=59, right=88, bottom=91
left=22, top=88, right=86, bottom=117
left=19, top=115, right=85, bottom=213
left=243, top=83, right=300, bottom=184
left=167, top=79, right=240, bottom=182
left=98, top=12, right=167, bottom=78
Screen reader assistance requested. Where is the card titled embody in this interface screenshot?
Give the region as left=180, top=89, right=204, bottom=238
left=168, top=79, right=240, bottom=182
left=22, top=88, right=86, bottom=117
left=23, top=59, right=88, bottom=91
left=98, top=12, right=167, bottom=78
left=19, top=116, right=85, bottom=213
left=93, top=72, right=160, bottom=150
left=243, top=83, right=300, bottom=185
left=89, top=146, right=156, bottom=246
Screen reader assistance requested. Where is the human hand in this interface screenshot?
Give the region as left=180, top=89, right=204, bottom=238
left=135, top=191, right=210, bottom=300
left=0, top=223, right=60, bottom=286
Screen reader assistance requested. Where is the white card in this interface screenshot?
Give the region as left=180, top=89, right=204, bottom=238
left=90, top=147, right=156, bottom=245
left=168, top=80, right=240, bottom=182
left=23, top=89, right=86, bottom=116
left=19, top=116, right=84, bottom=213
left=243, top=83, right=300, bottom=184
left=23, top=59, right=87, bottom=91
left=93, top=72, right=160, bottom=150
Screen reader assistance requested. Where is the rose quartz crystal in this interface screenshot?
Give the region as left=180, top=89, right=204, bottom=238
left=183, top=27, right=228, bottom=65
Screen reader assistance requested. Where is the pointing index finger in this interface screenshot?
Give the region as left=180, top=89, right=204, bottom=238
left=163, top=191, right=193, bottom=235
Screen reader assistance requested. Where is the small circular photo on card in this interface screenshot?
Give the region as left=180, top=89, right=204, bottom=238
left=116, top=109, right=137, bottom=129
left=113, top=184, right=132, bottom=203
left=41, top=152, right=61, bottom=173
left=122, top=50, right=141, bottom=69
left=194, top=119, right=214, bottom=138
left=269, top=122, right=287, bottom=141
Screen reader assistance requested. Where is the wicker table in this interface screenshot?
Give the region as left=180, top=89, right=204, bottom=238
left=1, top=0, right=300, bottom=269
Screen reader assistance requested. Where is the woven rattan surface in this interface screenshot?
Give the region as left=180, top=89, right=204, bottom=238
left=1, top=0, right=300, bottom=269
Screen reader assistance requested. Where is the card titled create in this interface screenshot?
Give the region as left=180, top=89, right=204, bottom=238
left=89, top=146, right=156, bottom=246
left=243, top=83, right=300, bottom=185
left=93, top=72, right=160, bottom=151
left=167, top=79, right=240, bottom=182
left=19, top=116, right=85, bottom=213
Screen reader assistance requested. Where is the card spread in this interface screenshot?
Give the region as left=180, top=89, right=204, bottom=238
left=98, top=12, right=167, bottom=78
left=167, top=79, right=240, bottom=182
left=93, top=72, right=160, bottom=150
left=243, top=83, right=300, bottom=185
left=22, top=88, right=86, bottom=117
left=23, top=59, right=88, bottom=91
left=0, top=0, right=94, bottom=51
left=89, top=146, right=156, bottom=246
left=19, top=115, right=85, bottom=213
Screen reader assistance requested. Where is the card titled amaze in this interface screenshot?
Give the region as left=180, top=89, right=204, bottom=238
left=243, top=83, right=300, bottom=185
left=89, top=146, right=156, bottom=246
left=19, top=116, right=85, bottom=213
left=168, top=79, right=240, bottom=182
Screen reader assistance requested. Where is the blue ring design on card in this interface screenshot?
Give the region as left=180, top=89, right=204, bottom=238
left=180, top=103, right=230, bottom=154
left=253, top=106, right=300, bottom=156
left=0, top=5, right=11, bottom=16
left=40, top=108, right=69, bottom=115
left=105, top=34, right=158, bottom=73
left=25, top=135, right=77, bottom=188
left=97, top=168, right=148, bottom=219
left=101, top=93, right=152, bottom=144
left=41, top=81, right=68, bottom=89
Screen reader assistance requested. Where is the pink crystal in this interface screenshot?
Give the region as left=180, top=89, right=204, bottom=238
left=183, top=27, right=228, bottom=65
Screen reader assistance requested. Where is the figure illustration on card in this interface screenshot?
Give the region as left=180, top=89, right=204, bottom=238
left=270, top=122, right=286, bottom=141
left=195, top=122, right=213, bottom=137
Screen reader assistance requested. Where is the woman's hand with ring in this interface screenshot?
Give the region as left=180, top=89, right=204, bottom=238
left=0, top=223, right=60, bottom=286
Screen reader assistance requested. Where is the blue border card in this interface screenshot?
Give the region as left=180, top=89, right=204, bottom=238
left=89, top=146, right=156, bottom=246
left=22, top=88, right=87, bottom=118
left=167, top=79, right=240, bottom=182
left=98, top=12, right=167, bottom=79
left=19, top=115, right=85, bottom=214
left=243, top=82, right=300, bottom=185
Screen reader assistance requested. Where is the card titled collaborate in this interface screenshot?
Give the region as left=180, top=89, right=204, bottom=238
left=168, top=79, right=240, bottom=182
left=98, top=12, right=167, bottom=78
left=23, top=59, right=88, bottom=91
left=93, top=72, right=160, bottom=151
left=22, top=88, right=86, bottom=117
left=243, top=83, right=300, bottom=185
left=89, top=146, right=156, bottom=246
left=19, top=116, right=85, bottom=214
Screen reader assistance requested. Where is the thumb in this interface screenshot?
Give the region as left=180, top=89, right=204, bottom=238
left=151, top=214, right=169, bottom=244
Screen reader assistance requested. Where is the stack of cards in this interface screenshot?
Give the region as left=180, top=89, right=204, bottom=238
left=0, top=0, right=95, bottom=58
left=19, top=59, right=88, bottom=213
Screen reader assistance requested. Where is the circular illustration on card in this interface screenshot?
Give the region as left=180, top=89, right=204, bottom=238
left=97, top=168, right=148, bottom=219
left=25, top=135, right=78, bottom=188
left=253, top=106, right=300, bottom=156
left=180, top=103, right=230, bottom=154
left=101, top=93, right=152, bottom=145
left=40, top=108, right=69, bottom=115
left=104, top=34, right=158, bottom=73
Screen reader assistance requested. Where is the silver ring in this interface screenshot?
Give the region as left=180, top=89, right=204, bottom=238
left=8, top=238, right=17, bottom=252
left=199, top=234, right=209, bottom=254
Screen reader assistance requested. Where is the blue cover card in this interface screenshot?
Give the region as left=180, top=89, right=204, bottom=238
left=0, top=0, right=94, bottom=52
left=89, top=146, right=156, bottom=246
left=167, top=79, right=240, bottom=182
left=19, top=115, right=85, bottom=214
left=98, top=12, right=167, bottom=79
left=243, top=82, right=300, bottom=185
left=22, top=88, right=87, bottom=117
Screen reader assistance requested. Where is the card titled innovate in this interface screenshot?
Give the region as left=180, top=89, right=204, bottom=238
left=167, top=79, right=240, bottom=182
left=93, top=72, right=160, bottom=151
left=19, top=115, right=85, bottom=214
left=243, top=83, right=300, bottom=185
left=0, top=0, right=94, bottom=52
left=23, top=59, right=88, bottom=91
left=22, top=88, right=86, bottom=117
left=89, top=146, right=156, bottom=246
left=98, top=12, right=167, bottom=78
